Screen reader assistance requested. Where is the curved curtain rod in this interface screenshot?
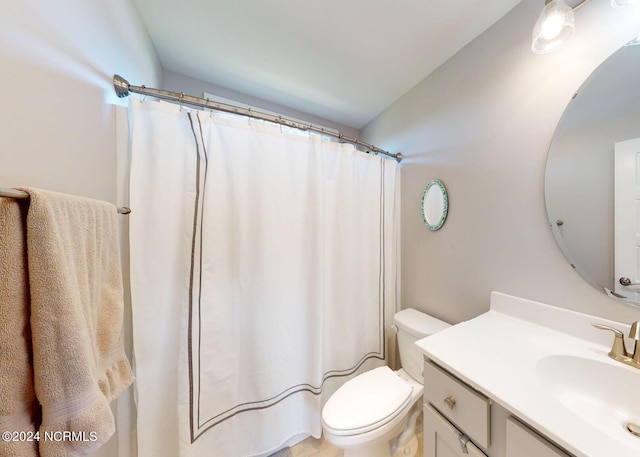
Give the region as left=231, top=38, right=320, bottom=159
left=113, top=74, right=402, bottom=163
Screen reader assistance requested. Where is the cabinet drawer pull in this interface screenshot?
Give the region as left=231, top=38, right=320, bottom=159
left=444, top=395, right=456, bottom=409
left=458, top=433, right=470, bottom=454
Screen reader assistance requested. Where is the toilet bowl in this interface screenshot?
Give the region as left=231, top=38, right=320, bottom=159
left=321, top=309, right=450, bottom=457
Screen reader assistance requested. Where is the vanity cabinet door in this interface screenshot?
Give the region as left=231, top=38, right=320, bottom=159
left=424, top=404, right=488, bottom=457
left=506, top=417, right=571, bottom=457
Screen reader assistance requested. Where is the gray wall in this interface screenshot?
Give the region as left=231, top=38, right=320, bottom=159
left=361, top=0, right=640, bottom=325
left=0, top=0, right=161, bottom=201
left=0, top=2, right=162, bottom=456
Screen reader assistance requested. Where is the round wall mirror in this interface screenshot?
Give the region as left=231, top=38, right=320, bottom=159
left=421, top=179, right=448, bottom=231
left=544, top=39, right=640, bottom=307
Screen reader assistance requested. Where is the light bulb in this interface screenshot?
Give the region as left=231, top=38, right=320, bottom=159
left=541, top=12, right=566, bottom=39
left=531, top=0, right=575, bottom=54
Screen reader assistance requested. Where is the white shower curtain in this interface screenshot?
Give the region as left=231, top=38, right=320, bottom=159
left=124, top=98, right=399, bottom=457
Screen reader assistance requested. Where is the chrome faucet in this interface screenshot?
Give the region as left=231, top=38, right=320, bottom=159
left=592, top=321, right=640, bottom=369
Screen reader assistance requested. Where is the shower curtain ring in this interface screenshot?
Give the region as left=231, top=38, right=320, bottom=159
left=205, top=98, right=214, bottom=118
left=139, top=85, right=148, bottom=103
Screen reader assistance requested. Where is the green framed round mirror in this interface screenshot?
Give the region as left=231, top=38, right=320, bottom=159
left=421, top=179, right=448, bottom=231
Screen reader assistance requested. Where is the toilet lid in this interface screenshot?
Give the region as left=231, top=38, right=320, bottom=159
left=322, top=366, right=413, bottom=434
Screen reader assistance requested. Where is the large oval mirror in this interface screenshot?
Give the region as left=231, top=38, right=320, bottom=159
left=545, top=39, right=640, bottom=307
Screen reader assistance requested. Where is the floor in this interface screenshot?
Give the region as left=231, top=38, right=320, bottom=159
left=270, top=432, right=424, bottom=457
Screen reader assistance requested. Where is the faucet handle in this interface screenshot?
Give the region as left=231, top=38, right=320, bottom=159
left=592, top=323, right=629, bottom=359
left=629, top=322, right=640, bottom=365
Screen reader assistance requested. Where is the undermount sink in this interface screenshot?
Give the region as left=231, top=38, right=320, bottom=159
left=536, top=355, right=640, bottom=449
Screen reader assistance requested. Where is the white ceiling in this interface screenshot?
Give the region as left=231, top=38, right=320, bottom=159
left=133, top=0, right=523, bottom=129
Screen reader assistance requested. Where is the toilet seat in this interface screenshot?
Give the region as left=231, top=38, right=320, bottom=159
left=322, top=366, right=413, bottom=436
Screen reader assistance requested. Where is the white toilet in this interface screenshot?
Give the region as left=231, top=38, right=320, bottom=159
left=321, top=308, right=450, bottom=457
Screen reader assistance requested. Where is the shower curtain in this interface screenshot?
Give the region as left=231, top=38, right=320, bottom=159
left=123, top=98, right=399, bottom=457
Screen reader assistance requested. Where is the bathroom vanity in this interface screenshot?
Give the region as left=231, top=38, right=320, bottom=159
left=421, top=360, right=569, bottom=457
left=416, top=292, right=640, bottom=457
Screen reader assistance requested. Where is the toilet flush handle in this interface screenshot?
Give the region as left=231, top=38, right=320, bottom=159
left=444, top=395, right=456, bottom=409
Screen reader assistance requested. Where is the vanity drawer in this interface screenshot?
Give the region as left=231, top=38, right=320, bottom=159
left=423, top=359, right=491, bottom=449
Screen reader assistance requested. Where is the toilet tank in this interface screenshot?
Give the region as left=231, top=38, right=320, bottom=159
left=394, top=308, right=451, bottom=382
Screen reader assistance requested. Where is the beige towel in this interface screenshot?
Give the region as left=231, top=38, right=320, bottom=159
left=18, top=188, right=133, bottom=457
left=0, top=199, right=40, bottom=457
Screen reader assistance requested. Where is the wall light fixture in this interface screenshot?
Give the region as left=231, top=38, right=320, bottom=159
left=532, top=0, right=637, bottom=54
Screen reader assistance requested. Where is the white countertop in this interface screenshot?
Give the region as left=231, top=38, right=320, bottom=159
left=415, top=292, right=640, bottom=457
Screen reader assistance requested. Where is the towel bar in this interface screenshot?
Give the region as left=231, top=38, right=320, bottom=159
left=0, top=187, right=131, bottom=214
